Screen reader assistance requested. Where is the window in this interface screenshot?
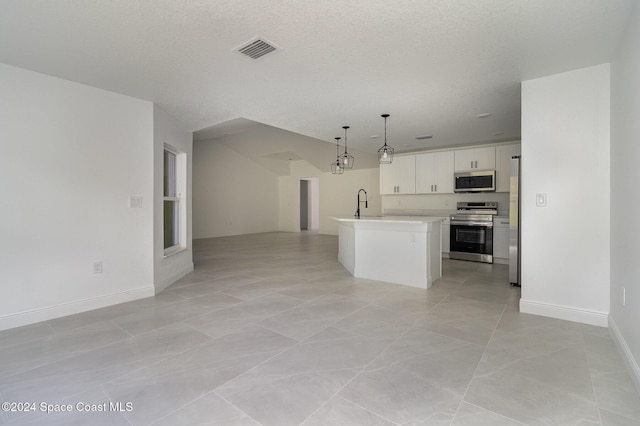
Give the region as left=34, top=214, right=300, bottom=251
left=163, top=146, right=185, bottom=255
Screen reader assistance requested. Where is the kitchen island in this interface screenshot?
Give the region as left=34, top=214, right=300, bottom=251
left=331, top=216, right=444, bottom=289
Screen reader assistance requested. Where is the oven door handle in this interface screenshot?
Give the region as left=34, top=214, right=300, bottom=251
left=450, top=220, right=493, bottom=227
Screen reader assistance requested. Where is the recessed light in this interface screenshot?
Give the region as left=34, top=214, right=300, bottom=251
left=492, top=132, right=504, bottom=136
left=476, top=113, right=491, bottom=118
left=370, top=135, right=380, bottom=139
left=416, top=135, right=433, bottom=140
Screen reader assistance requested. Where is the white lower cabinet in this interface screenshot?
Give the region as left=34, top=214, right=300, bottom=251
left=493, top=216, right=509, bottom=262
left=442, top=218, right=450, bottom=256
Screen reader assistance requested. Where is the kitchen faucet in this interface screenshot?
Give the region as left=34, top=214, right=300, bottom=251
left=355, top=189, right=368, bottom=218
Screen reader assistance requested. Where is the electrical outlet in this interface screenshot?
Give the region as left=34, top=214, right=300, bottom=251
left=92, top=261, right=103, bottom=274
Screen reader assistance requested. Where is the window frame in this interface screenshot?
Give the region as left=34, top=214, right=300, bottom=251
left=163, top=144, right=186, bottom=257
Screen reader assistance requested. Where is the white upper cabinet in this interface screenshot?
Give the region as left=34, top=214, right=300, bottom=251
left=380, top=155, right=416, bottom=194
left=454, top=146, right=496, bottom=171
left=379, top=143, right=520, bottom=196
left=495, top=143, right=521, bottom=192
left=415, top=151, right=454, bottom=194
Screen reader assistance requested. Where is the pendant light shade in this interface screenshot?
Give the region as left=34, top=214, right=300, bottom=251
left=377, top=114, right=394, bottom=164
left=331, top=137, right=344, bottom=174
left=340, top=126, right=354, bottom=169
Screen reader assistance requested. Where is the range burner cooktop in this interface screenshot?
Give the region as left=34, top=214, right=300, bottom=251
left=455, top=201, right=498, bottom=216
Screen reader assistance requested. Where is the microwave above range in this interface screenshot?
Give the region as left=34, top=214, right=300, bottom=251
left=454, top=170, right=496, bottom=193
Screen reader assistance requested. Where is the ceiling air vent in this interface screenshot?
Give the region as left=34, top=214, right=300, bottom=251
left=236, top=38, right=278, bottom=59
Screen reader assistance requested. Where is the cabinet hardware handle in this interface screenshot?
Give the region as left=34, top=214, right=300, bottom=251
left=435, top=184, right=437, bottom=192
left=470, top=161, right=473, bottom=168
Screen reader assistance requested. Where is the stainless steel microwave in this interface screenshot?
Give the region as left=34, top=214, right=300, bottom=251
left=454, top=170, right=496, bottom=192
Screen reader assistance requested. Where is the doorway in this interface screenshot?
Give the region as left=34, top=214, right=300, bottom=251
left=300, top=177, right=319, bottom=231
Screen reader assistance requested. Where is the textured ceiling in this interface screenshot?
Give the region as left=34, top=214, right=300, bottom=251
left=0, top=0, right=635, bottom=154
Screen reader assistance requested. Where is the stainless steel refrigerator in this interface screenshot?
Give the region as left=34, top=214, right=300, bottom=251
left=509, top=155, right=521, bottom=286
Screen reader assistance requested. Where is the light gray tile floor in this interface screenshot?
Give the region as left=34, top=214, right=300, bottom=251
left=1, top=232, right=638, bottom=425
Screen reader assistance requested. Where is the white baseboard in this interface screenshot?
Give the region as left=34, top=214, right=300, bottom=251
left=608, top=316, right=640, bottom=396
left=519, top=299, right=608, bottom=327
left=0, top=286, right=155, bottom=331
left=154, top=263, right=194, bottom=294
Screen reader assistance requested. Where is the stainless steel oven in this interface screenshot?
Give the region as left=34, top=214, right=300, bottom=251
left=450, top=202, right=497, bottom=263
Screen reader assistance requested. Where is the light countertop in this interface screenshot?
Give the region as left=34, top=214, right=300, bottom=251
left=331, top=216, right=445, bottom=224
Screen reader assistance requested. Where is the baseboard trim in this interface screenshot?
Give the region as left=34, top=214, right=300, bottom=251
left=0, top=286, right=155, bottom=331
left=608, top=316, right=640, bottom=396
left=154, top=263, right=194, bottom=294
left=519, top=299, right=608, bottom=327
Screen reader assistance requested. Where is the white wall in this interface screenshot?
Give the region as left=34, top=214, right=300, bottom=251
left=520, top=64, right=610, bottom=326
left=193, top=140, right=280, bottom=238
left=153, top=105, right=194, bottom=292
left=0, top=63, right=155, bottom=330
left=610, top=2, right=640, bottom=393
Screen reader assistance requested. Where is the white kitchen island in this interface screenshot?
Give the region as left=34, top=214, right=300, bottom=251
left=332, top=216, right=444, bottom=289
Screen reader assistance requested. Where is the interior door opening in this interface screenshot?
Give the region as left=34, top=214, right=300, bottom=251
left=300, top=177, right=319, bottom=232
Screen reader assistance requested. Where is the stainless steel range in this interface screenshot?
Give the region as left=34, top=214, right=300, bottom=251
left=450, top=201, right=498, bottom=263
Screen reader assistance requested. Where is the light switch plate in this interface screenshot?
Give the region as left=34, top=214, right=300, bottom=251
left=536, top=193, right=547, bottom=207
left=130, top=196, right=143, bottom=208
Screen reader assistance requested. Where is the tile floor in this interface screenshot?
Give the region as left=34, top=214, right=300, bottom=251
left=1, top=232, right=639, bottom=425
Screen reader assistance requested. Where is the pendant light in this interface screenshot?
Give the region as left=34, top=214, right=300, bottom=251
left=340, top=126, right=354, bottom=169
left=377, top=114, right=394, bottom=164
left=330, top=137, right=344, bottom=174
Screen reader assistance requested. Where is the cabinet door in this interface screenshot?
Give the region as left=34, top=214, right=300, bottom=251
left=396, top=155, right=416, bottom=194
left=495, top=144, right=521, bottom=192
left=435, top=151, right=454, bottom=193
left=442, top=224, right=450, bottom=254
left=454, top=149, right=476, bottom=171
left=454, top=147, right=496, bottom=171
left=415, top=153, right=436, bottom=193
left=380, top=156, right=415, bottom=194
left=380, top=162, right=397, bottom=194
left=493, top=228, right=509, bottom=258
left=475, top=146, right=496, bottom=170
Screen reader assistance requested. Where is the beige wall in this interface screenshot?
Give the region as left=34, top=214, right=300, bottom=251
left=194, top=124, right=380, bottom=238
left=193, top=140, right=280, bottom=238
left=279, top=161, right=381, bottom=235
